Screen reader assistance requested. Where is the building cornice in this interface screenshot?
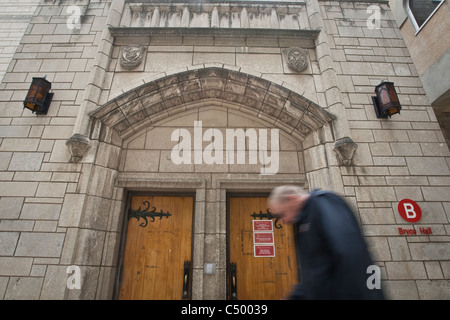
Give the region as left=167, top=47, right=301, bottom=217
left=126, top=1, right=306, bottom=5
left=109, top=26, right=320, bottom=39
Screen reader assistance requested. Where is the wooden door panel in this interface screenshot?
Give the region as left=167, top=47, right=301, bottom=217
left=229, top=197, right=298, bottom=300
left=119, top=196, right=193, bottom=300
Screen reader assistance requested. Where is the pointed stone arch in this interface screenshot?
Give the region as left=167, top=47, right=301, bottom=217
left=70, top=66, right=344, bottom=300
left=90, top=65, right=335, bottom=141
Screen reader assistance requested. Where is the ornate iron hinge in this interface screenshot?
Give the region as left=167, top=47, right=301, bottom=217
left=128, top=201, right=171, bottom=228
left=250, top=209, right=282, bottom=229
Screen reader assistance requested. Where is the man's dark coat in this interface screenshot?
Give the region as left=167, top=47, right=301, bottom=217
left=289, top=190, right=384, bottom=300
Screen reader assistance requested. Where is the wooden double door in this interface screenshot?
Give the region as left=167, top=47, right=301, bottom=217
left=117, top=195, right=298, bottom=300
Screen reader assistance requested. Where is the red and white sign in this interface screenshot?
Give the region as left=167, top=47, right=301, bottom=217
left=397, top=199, right=433, bottom=236
left=254, top=245, right=275, bottom=257
left=253, top=232, right=274, bottom=244
left=253, top=220, right=273, bottom=232
left=398, top=199, right=422, bottom=223
left=252, top=221, right=275, bottom=257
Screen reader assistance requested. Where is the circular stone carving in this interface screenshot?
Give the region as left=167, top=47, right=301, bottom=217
left=120, top=45, right=146, bottom=70
left=283, top=47, right=308, bottom=72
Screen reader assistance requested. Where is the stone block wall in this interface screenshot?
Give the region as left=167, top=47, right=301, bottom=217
left=319, top=0, right=450, bottom=299
left=0, top=0, right=112, bottom=299
left=0, top=0, right=449, bottom=300
left=0, top=0, right=41, bottom=81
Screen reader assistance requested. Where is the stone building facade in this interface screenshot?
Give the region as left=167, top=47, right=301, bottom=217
left=0, top=0, right=449, bottom=299
left=389, top=0, right=450, bottom=149
left=0, top=0, right=40, bottom=81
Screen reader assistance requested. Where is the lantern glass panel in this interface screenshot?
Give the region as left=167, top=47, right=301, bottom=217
left=378, top=86, right=390, bottom=105
left=388, top=85, right=399, bottom=103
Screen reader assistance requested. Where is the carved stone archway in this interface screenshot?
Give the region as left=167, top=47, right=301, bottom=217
left=68, top=66, right=345, bottom=299
left=90, top=66, right=335, bottom=141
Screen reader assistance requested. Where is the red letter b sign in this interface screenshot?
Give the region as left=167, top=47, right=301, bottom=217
left=398, top=199, right=421, bottom=223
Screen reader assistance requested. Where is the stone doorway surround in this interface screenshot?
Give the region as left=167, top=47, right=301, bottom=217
left=61, top=65, right=345, bottom=299
left=115, top=174, right=308, bottom=299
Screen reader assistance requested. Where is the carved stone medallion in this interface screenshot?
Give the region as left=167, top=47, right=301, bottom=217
left=120, top=45, right=146, bottom=70
left=283, top=47, right=308, bottom=72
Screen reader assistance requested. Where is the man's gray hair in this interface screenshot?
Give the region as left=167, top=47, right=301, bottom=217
left=268, top=185, right=307, bottom=204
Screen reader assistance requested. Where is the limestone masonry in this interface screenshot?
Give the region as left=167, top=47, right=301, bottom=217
left=0, top=0, right=449, bottom=299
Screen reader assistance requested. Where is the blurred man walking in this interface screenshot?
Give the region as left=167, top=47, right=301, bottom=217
left=268, top=186, right=384, bottom=300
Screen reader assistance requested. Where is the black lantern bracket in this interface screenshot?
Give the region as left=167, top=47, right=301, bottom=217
left=372, top=96, right=388, bottom=119
left=372, top=81, right=402, bottom=119
left=23, top=75, right=53, bottom=115
left=38, top=92, right=54, bottom=115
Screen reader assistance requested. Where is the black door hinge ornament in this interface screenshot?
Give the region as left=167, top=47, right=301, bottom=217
left=128, top=201, right=171, bottom=228
left=250, top=209, right=282, bottom=229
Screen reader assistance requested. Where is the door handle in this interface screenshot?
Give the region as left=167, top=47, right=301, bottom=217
left=182, top=260, right=191, bottom=299
left=230, top=262, right=237, bottom=300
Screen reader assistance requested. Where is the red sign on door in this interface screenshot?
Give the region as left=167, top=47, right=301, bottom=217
left=253, top=232, right=274, bottom=244
left=253, top=220, right=273, bottom=232
left=254, top=245, right=275, bottom=257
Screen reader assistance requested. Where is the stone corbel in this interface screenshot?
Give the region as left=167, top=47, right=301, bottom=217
left=333, top=137, right=358, bottom=166
left=66, top=134, right=91, bottom=163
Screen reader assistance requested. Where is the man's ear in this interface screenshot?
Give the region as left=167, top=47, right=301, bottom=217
left=285, top=195, right=297, bottom=202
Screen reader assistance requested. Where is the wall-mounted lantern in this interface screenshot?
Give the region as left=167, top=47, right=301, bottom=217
left=372, top=81, right=401, bottom=119
left=23, top=76, right=53, bottom=115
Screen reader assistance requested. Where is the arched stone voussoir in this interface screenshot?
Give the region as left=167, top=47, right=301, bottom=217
left=91, top=65, right=335, bottom=140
